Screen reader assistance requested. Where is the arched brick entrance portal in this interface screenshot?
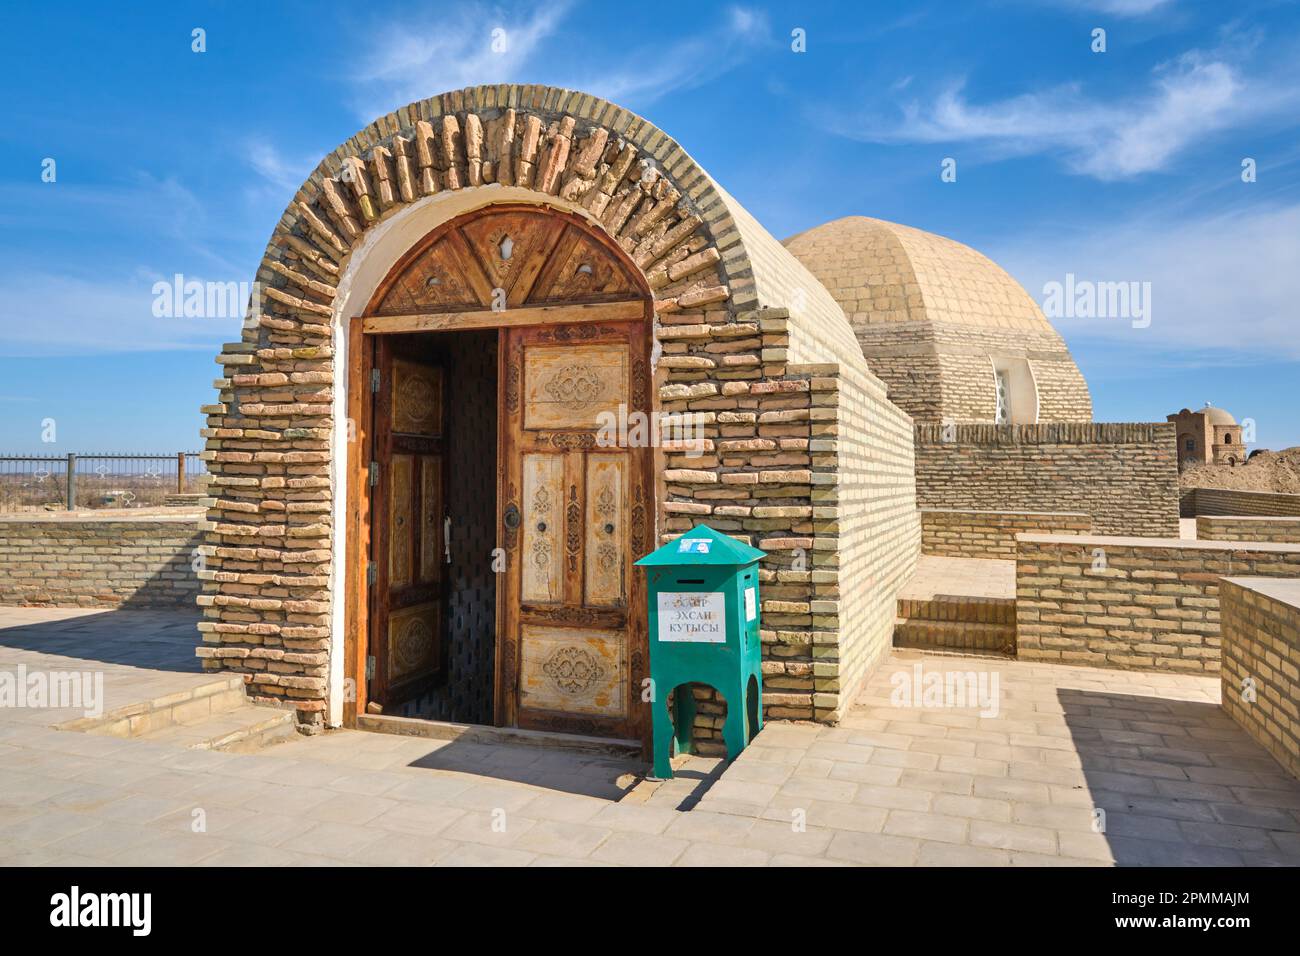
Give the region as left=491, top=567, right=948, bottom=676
left=348, top=203, right=654, bottom=740
left=199, top=83, right=920, bottom=745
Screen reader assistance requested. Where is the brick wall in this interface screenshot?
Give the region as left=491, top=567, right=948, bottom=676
left=662, top=339, right=920, bottom=733
left=1017, top=533, right=1300, bottom=673
left=921, top=509, right=1090, bottom=559
left=915, top=423, right=1179, bottom=536
left=0, top=513, right=202, bottom=608
left=1195, top=515, right=1300, bottom=544
left=823, top=359, right=921, bottom=721
left=1220, top=578, right=1300, bottom=781
left=1181, top=488, right=1300, bottom=518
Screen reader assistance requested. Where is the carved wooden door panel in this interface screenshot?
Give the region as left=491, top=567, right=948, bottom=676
left=369, top=337, right=446, bottom=709
left=498, top=322, right=651, bottom=740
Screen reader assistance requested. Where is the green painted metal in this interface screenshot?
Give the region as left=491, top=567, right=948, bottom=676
left=635, top=524, right=764, bottom=779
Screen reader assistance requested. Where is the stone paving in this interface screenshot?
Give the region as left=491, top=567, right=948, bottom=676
left=0, top=607, right=210, bottom=728
left=696, top=649, right=1300, bottom=865
left=2, top=609, right=1298, bottom=866
left=900, top=555, right=1015, bottom=602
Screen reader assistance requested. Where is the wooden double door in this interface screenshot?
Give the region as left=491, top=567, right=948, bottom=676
left=361, top=204, right=653, bottom=742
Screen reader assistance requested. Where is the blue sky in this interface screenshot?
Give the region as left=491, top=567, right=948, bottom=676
left=1, top=0, right=1297, bottom=453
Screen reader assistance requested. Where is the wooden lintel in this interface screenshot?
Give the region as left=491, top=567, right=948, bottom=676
left=361, top=298, right=645, bottom=334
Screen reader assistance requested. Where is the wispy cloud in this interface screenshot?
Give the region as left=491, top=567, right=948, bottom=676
left=1055, top=0, right=1176, bottom=15
left=351, top=2, right=570, bottom=120
left=576, top=7, right=770, bottom=105
left=1041, top=0, right=1177, bottom=15
left=993, top=202, right=1300, bottom=360
left=0, top=270, right=236, bottom=357
left=246, top=143, right=318, bottom=195
left=349, top=3, right=769, bottom=120
left=816, top=35, right=1298, bottom=180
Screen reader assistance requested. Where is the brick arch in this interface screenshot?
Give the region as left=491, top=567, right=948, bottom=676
left=255, top=87, right=736, bottom=333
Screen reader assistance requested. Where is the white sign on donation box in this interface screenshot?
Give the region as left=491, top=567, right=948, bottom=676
left=657, top=591, right=726, bottom=643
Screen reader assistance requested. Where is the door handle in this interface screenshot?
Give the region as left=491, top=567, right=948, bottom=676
left=503, top=504, right=521, bottom=530
left=444, top=515, right=452, bottom=563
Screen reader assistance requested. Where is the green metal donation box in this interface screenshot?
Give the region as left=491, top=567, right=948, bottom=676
left=635, top=524, right=764, bottom=779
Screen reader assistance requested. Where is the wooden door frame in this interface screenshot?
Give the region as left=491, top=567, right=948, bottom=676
left=342, top=202, right=658, bottom=739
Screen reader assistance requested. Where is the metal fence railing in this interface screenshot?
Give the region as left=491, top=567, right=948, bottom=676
left=0, top=452, right=207, bottom=512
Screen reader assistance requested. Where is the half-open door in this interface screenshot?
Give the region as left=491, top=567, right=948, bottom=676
left=368, top=336, right=446, bottom=709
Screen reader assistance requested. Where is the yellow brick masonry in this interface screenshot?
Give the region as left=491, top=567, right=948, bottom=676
left=921, top=509, right=1090, bottom=559
left=1017, top=533, right=1300, bottom=673
left=660, top=310, right=919, bottom=734
left=915, top=423, right=1179, bottom=537
left=0, top=514, right=203, bottom=608
left=1195, top=516, right=1300, bottom=544
left=1220, top=577, right=1300, bottom=782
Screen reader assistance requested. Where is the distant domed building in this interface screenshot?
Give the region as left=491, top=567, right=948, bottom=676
left=1168, top=404, right=1248, bottom=468
left=783, top=216, right=1092, bottom=424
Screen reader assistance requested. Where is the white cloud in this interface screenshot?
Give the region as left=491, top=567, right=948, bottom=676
left=579, top=7, right=770, bottom=105
left=0, top=271, right=236, bottom=357
left=246, top=143, right=317, bottom=195
left=821, top=42, right=1296, bottom=180
left=991, top=202, right=1300, bottom=360
left=1045, top=0, right=1176, bottom=14
left=349, top=3, right=768, bottom=120
left=350, top=3, right=572, bottom=120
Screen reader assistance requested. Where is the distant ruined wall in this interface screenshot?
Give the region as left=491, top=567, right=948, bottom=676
left=1182, top=488, right=1300, bottom=518
left=914, top=423, right=1178, bottom=537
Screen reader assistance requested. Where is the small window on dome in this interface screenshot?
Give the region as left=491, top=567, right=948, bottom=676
left=989, top=357, right=1037, bottom=424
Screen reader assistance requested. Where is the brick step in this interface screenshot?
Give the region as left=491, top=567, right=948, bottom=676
left=58, top=675, right=248, bottom=738
left=897, top=594, right=1016, bottom=626
left=894, top=617, right=1015, bottom=657
left=134, top=702, right=296, bottom=753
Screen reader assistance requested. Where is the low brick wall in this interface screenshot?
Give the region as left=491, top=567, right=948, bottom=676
left=0, top=511, right=203, bottom=608
left=921, top=509, right=1090, bottom=559
left=1195, top=515, right=1300, bottom=544
left=1220, top=578, right=1300, bottom=781
left=914, top=423, right=1179, bottom=537
left=1182, top=487, right=1300, bottom=518
left=1016, top=533, right=1300, bottom=673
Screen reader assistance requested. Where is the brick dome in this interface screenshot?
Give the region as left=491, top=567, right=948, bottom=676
left=1196, top=404, right=1236, bottom=426
left=783, top=216, right=1092, bottom=424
